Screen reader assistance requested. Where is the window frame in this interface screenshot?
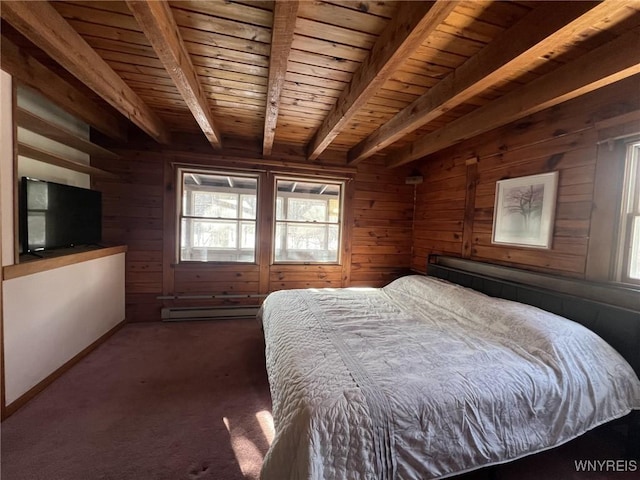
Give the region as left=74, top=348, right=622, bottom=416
left=272, top=175, right=346, bottom=265
left=618, top=141, right=640, bottom=285
left=176, top=167, right=260, bottom=264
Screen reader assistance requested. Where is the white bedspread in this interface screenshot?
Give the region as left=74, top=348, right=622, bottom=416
left=259, top=275, right=640, bottom=480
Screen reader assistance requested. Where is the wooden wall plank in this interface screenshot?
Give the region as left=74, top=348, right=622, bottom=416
left=94, top=143, right=414, bottom=319
left=462, top=161, right=478, bottom=258
left=410, top=75, right=640, bottom=278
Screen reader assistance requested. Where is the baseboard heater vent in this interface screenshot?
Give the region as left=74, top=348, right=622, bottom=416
left=161, top=305, right=260, bottom=321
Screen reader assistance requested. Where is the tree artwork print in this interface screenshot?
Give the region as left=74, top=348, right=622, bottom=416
left=492, top=172, right=558, bottom=249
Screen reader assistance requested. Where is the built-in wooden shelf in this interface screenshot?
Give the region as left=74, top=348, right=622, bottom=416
left=3, top=245, right=127, bottom=280
left=16, top=107, right=119, bottom=160
left=17, top=143, right=118, bottom=179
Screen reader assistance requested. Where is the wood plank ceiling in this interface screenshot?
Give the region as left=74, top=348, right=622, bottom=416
left=2, top=0, right=639, bottom=167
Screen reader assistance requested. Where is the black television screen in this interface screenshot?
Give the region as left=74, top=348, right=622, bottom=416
left=20, top=177, right=102, bottom=253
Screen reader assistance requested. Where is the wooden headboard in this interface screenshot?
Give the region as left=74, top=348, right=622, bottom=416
left=427, top=256, right=640, bottom=377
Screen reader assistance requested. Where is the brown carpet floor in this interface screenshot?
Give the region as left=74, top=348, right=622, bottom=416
left=1, top=320, right=272, bottom=480
left=1, top=319, right=636, bottom=480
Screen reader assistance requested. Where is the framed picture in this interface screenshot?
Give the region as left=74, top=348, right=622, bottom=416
left=492, top=171, right=559, bottom=249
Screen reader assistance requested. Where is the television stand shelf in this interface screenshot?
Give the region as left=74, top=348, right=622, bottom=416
left=3, top=245, right=127, bottom=280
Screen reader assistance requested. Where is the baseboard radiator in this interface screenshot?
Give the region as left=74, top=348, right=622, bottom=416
left=161, top=305, right=260, bottom=321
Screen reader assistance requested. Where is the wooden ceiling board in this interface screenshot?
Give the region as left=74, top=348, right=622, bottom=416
left=67, top=18, right=148, bottom=44
left=54, top=2, right=142, bottom=32
left=120, top=73, right=176, bottom=87
left=6, top=0, right=637, bottom=167
left=279, top=96, right=333, bottom=113
left=196, top=66, right=268, bottom=86
left=202, top=77, right=267, bottom=94
left=419, top=29, right=488, bottom=58
left=278, top=111, right=327, bottom=124
left=185, top=42, right=269, bottom=68
left=439, top=12, right=505, bottom=43
left=97, top=48, right=164, bottom=68
left=67, top=1, right=133, bottom=15
left=124, top=80, right=181, bottom=96
left=84, top=36, right=160, bottom=59
left=176, top=26, right=271, bottom=57
left=297, top=1, right=392, bottom=35
left=324, top=1, right=396, bottom=19
left=343, top=12, right=504, bottom=148
left=281, top=82, right=342, bottom=101
left=275, top=125, right=317, bottom=141
left=284, top=71, right=346, bottom=90
left=455, top=1, right=531, bottom=28
left=287, top=60, right=353, bottom=83
left=375, top=87, right=421, bottom=104
left=107, top=61, right=175, bottom=85
left=293, top=17, right=376, bottom=49
left=288, top=48, right=361, bottom=74
left=291, top=34, right=369, bottom=62
left=169, top=0, right=273, bottom=28
left=170, top=8, right=272, bottom=44
left=208, top=93, right=265, bottom=109
left=204, top=85, right=266, bottom=101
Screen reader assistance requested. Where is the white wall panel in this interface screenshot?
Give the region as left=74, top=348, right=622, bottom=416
left=3, top=253, right=125, bottom=404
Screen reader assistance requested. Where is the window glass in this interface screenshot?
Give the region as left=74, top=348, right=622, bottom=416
left=241, top=195, right=257, bottom=219
left=619, top=143, right=640, bottom=283
left=286, top=199, right=327, bottom=222
left=179, top=171, right=257, bottom=262
left=629, top=216, right=640, bottom=280
left=274, top=178, right=343, bottom=263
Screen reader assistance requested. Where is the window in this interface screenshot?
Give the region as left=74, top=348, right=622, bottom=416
left=274, top=178, right=343, bottom=263
left=619, top=142, right=640, bottom=284
left=179, top=170, right=257, bottom=262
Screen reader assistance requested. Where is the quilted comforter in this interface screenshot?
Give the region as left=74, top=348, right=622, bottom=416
left=259, top=275, right=640, bottom=480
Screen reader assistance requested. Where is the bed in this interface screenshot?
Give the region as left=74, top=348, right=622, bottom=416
left=258, top=257, right=640, bottom=479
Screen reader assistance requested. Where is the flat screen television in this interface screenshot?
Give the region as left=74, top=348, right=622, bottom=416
left=19, top=177, right=102, bottom=254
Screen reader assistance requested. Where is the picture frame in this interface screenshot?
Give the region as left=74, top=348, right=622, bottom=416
left=491, top=171, right=559, bottom=249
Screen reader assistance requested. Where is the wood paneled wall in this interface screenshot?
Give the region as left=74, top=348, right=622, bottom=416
left=94, top=150, right=413, bottom=322
left=94, top=152, right=164, bottom=322
left=411, top=75, right=640, bottom=278
left=94, top=75, right=640, bottom=322
left=352, top=156, right=414, bottom=286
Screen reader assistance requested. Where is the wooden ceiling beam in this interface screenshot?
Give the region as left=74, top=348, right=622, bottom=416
left=387, top=28, right=640, bottom=168
left=349, top=0, right=624, bottom=165
left=127, top=0, right=222, bottom=149
left=0, top=34, right=127, bottom=142
left=263, top=0, right=299, bottom=157
left=305, top=0, right=458, bottom=161
left=1, top=0, right=170, bottom=144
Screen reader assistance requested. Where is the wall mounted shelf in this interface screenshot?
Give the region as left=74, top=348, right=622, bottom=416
left=16, top=107, right=119, bottom=160
left=17, top=143, right=118, bottom=179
